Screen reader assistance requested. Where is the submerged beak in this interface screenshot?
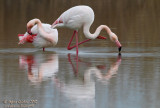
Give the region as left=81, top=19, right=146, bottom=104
left=118, top=47, right=122, bottom=52
left=115, top=40, right=122, bottom=53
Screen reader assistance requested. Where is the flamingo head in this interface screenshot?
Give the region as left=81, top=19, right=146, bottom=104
left=27, top=21, right=34, bottom=35
left=51, top=18, right=64, bottom=29
left=109, top=32, right=122, bottom=53
left=51, top=20, right=58, bottom=29
left=27, top=19, right=40, bottom=35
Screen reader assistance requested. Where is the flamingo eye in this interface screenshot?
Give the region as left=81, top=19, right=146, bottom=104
left=59, top=20, right=63, bottom=23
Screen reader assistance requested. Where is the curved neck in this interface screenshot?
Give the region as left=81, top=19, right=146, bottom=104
left=30, top=19, right=56, bottom=44
left=83, top=24, right=112, bottom=39
left=34, top=19, right=42, bottom=26
left=27, top=19, right=43, bottom=35
left=33, top=19, right=46, bottom=36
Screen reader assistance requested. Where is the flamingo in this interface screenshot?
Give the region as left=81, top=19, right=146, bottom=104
left=18, top=19, right=58, bottom=51
left=51, top=5, right=122, bottom=55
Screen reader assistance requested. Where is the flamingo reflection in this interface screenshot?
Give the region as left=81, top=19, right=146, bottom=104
left=84, top=55, right=121, bottom=82
left=68, top=54, right=121, bottom=81
left=52, top=54, right=122, bottom=107
left=19, top=53, right=59, bottom=84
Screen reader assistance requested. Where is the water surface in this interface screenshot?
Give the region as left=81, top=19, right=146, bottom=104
left=0, top=0, right=160, bottom=108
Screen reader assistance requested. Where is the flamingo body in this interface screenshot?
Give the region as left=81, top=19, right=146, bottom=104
left=57, top=6, right=94, bottom=30
left=31, top=24, right=58, bottom=48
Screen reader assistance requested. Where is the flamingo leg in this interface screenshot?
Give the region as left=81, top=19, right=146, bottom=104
left=67, top=31, right=92, bottom=50
left=67, top=31, right=106, bottom=50
left=43, top=48, right=45, bottom=52
left=67, top=31, right=76, bottom=50
left=68, top=39, right=91, bottom=50
left=75, top=31, right=79, bottom=56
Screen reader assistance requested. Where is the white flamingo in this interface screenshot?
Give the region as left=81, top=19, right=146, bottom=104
left=18, top=19, right=58, bottom=51
left=51, top=5, right=122, bottom=55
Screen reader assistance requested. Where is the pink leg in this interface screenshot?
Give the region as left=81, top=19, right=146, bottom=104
left=43, top=48, right=45, bottom=52
left=67, top=31, right=92, bottom=50
left=75, top=31, right=79, bottom=56
left=68, top=39, right=91, bottom=50
left=75, top=31, right=79, bottom=68
left=67, top=31, right=76, bottom=50
left=67, top=31, right=107, bottom=50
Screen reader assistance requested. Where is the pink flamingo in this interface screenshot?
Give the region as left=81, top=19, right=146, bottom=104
left=18, top=19, right=58, bottom=51
left=51, top=5, right=122, bottom=55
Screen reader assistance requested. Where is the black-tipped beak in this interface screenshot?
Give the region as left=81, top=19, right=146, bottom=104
left=118, top=47, right=122, bottom=53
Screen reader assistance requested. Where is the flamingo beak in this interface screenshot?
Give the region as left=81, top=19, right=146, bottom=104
left=51, top=20, right=58, bottom=28
left=27, top=27, right=32, bottom=35
left=51, top=24, right=57, bottom=29
left=115, top=40, right=122, bottom=53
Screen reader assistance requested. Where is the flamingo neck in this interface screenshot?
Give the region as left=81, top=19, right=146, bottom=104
left=34, top=19, right=45, bottom=35
left=31, top=19, right=56, bottom=44
left=83, top=24, right=112, bottom=39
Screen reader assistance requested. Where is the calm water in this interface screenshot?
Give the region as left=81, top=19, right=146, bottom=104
left=0, top=0, right=160, bottom=108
